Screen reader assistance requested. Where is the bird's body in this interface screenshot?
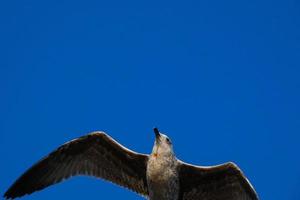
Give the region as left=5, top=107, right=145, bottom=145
left=147, top=144, right=179, bottom=200
left=4, top=128, right=259, bottom=200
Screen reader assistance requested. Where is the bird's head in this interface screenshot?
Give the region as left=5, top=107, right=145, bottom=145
left=151, top=128, right=174, bottom=158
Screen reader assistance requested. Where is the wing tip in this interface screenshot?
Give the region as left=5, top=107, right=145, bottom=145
left=4, top=186, right=28, bottom=200
left=3, top=191, right=17, bottom=200
left=4, top=185, right=14, bottom=199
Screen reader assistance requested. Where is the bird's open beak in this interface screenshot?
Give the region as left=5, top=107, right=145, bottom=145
left=153, top=127, right=161, bottom=141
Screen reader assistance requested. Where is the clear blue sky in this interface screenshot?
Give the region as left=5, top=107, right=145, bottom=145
left=0, top=0, right=299, bottom=199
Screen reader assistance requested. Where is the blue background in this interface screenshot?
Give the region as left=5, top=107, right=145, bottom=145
left=1, top=0, right=299, bottom=199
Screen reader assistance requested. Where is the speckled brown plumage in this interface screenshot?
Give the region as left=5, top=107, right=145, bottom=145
left=4, top=129, right=259, bottom=200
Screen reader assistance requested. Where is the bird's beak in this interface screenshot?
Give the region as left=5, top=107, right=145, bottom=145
left=153, top=127, right=161, bottom=141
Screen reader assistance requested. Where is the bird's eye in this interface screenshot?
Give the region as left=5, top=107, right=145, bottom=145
left=166, top=138, right=171, bottom=144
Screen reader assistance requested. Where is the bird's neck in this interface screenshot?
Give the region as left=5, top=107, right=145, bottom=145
left=149, top=151, right=177, bottom=170
left=152, top=145, right=175, bottom=159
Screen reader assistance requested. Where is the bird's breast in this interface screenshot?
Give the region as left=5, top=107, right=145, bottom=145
left=146, top=156, right=179, bottom=200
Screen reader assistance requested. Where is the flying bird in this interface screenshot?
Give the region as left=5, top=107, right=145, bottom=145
left=4, top=128, right=259, bottom=200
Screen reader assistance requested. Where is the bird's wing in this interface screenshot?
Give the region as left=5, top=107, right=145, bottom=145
left=178, top=161, right=258, bottom=200
left=4, top=132, right=149, bottom=199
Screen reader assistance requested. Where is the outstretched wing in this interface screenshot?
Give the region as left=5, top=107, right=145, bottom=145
left=4, top=132, right=149, bottom=199
left=178, top=161, right=258, bottom=200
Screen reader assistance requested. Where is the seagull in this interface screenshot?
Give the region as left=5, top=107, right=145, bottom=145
left=4, top=128, right=259, bottom=200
